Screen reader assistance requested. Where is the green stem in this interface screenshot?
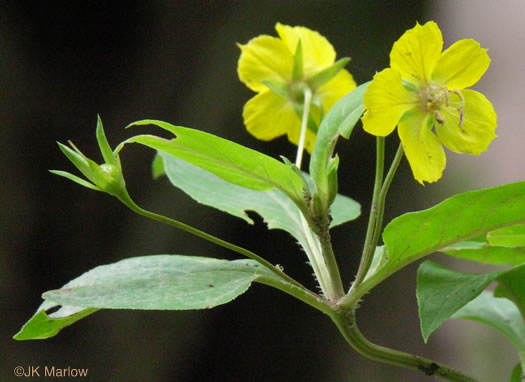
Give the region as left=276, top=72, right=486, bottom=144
left=330, top=309, right=480, bottom=382
left=299, top=216, right=331, bottom=297
left=351, top=137, right=385, bottom=290
left=255, top=274, right=334, bottom=316
left=292, top=90, right=328, bottom=293
left=342, top=142, right=403, bottom=307
left=370, top=142, right=403, bottom=260
left=315, top=220, right=345, bottom=300
left=255, top=271, right=480, bottom=381
left=117, top=194, right=306, bottom=290
left=294, top=85, right=344, bottom=300
left=350, top=140, right=404, bottom=292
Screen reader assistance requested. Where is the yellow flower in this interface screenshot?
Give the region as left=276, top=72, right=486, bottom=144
left=362, top=21, right=497, bottom=184
left=238, top=23, right=356, bottom=153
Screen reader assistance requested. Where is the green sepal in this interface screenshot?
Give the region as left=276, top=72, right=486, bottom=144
left=49, top=170, right=102, bottom=192
left=95, top=115, right=116, bottom=166
left=308, top=57, right=350, bottom=91
left=292, top=39, right=303, bottom=82
left=54, top=117, right=128, bottom=199
left=262, top=79, right=289, bottom=98
left=89, top=161, right=125, bottom=197
left=57, top=142, right=96, bottom=184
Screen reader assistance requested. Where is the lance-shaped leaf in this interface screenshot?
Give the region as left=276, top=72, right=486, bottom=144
left=121, top=121, right=304, bottom=205
left=309, top=82, right=369, bottom=216
left=495, top=266, right=525, bottom=319
left=451, top=291, right=525, bottom=369
left=416, top=261, right=525, bottom=342
left=158, top=152, right=359, bottom=266
left=488, top=224, right=525, bottom=247
left=14, top=305, right=98, bottom=340
left=443, top=224, right=525, bottom=266
left=510, top=363, right=523, bottom=382
left=377, top=181, right=525, bottom=280
left=15, top=255, right=277, bottom=340
left=442, top=240, right=525, bottom=266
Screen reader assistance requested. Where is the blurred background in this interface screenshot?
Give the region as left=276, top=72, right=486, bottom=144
left=1, top=1, right=523, bottom=381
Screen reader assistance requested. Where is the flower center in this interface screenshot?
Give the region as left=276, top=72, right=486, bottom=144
left=419, top=85, right=465, bottom=127
left=289, top=82, right=310, bottom=104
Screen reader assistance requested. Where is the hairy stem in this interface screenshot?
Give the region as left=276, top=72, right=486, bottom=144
left=330, top=309, right=480, bottom=382
left=313, top=217, right=345, bottom=300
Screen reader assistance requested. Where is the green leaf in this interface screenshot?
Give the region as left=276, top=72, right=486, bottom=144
left=309, top=82, right=369, bottom=215
left=151, top=153, right=165, bottom=179
left=495, top=266, right=525, bottom=319
left=43, top=255, right=271, bottom=310
left=509, top=363, right=522, bottom=382
left=488, top=224, right=525, bottom=247
left=262, top=79, right=289, bottom=98
left=14, top=307, right=98, bottom=340
left=121, top=121, right=304, bottom=204
left=442, top=240, right=525, bottom=266
left=16, top=255, right=275, bottom=340
left=364, top=246, right=387, bottom=282
left=380, top=181, right=525, bottom=279
left=451, top=291, right=525, bottom=358
left=417, top=261, right=525, bottom=342
left=417, top=261, right=515, bottom=342
left=160, top=152, right=359, bottom=243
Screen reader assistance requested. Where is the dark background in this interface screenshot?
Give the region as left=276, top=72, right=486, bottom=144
left=1, top=1, right=506, bottom=381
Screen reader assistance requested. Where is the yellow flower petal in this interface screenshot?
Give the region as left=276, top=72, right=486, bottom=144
left=398, top=111, right=446, bottom=184
left=432, top=39, right=490, bottom=89
left=362, top=68, right=418, bottom=136
left=275, top=23, right=336, bottom=78
left=316, top=69, right=357, bottom=112
left=243, top=89, right=315, bottom=152
left=390, top=21, right=443, bottom=85
left=238, top=35, right=293, bottom=92
left=436, top=89, right=497, bottom=154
